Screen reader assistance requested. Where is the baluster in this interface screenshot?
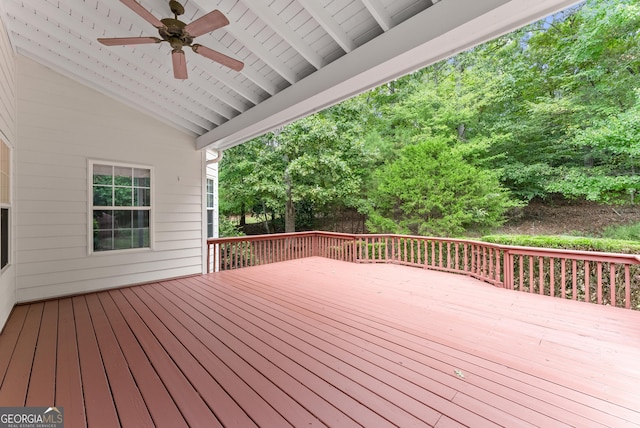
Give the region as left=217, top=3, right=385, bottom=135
left=411, top=238, right=416, bottom=264
left=495, top=249, right=501, bottom=284
left=539, top=257, right=544, bottom=295
left=488, top=247, right=493, bottom=279
left=549, top=257, right=555, bottom=297
left=463, top=244, right=468, bottom=272
left=610, top=264, right=616, bottom=307
left=519, top=255, right=524, bottom=292
left=596, top=262, right=603, bottom=304
left=529, top=256, right=534, bottom=293
left=572, top=259, right=578, bottom=300
left=585, top=261, right=590, bottom=303
left=624, top=264, right=631, bottom=309
left=560, top=259, right=566, bottom=299
left=455, top=243, right=460, bottom=271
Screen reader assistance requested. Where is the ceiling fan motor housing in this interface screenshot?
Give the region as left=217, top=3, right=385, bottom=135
left=159, top=18, right=193, bottom=50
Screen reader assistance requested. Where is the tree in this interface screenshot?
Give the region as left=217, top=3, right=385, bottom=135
left=367, top=137, right=519, bottom=237
left=220, top=106, right=372, bottom=232
left=218, top=141, right=262, bottom=227
left=546, top=91, right=640, bottom=204
left=481, top=0, right=640, bottom=200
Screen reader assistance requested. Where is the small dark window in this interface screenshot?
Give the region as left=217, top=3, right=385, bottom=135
left=1, top=208, right=8, bottom=269
left=0, top=139, right=9, bottom=269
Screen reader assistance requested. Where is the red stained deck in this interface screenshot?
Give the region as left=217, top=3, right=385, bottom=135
left=1, top=257, right=639, bottom=427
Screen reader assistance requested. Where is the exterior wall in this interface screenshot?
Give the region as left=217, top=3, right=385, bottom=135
left=0, top=16, right=16, bottom=330
left=15, top=56, right=204, bottom=302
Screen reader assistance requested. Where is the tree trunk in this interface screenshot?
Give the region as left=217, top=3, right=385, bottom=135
left=240, top=202, right=246, bottom=227
left=261, top=200, right=270, bottom=234
left=284, top=171, right=295, bottom=233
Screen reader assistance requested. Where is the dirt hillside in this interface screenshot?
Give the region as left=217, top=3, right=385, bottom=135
left=497, top=200, right=640, bottom=237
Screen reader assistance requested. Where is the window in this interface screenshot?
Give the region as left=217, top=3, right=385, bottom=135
left=91, top=161, right=152, bottom=252
left=0, top=140, right=9, bottom=269
left=206, top=178, right=215, bottom=238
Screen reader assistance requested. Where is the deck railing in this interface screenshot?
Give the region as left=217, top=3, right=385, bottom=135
left=207, top=232, right=640, bottom=310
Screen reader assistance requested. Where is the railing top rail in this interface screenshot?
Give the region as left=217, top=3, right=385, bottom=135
left=350, top=233, right=506, bottom=248
left=207, top=231, right=320, bottom=244
left=208, top=231, right=640, bottom=264
left=496, top=244, right=640, bottom=264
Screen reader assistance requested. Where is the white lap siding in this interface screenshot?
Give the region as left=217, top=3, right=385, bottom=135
left=15, top=56, right=204, bottom=302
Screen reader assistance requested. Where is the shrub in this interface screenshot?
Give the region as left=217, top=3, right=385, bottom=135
left=367, top=137, right=520, bottom=237
left=481, top=234, right=640, bottom=254
left=600, top=222, right=640, bottom=241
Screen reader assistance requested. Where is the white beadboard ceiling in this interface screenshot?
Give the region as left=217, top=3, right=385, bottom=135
left=1, top=0, right=581, bottom=151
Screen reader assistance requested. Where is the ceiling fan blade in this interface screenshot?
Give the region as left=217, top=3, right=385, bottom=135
left=184, top=10, right=229, bottom=38
left=192, top=44, right=244, bottom=72
left=120, top=0, right=164, bottom=28
left=98, top=37, right=161, bottom=46
left=172, top=50, right=188, bottom=79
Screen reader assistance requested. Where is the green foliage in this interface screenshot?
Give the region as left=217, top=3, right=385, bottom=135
left=546, top=167, right=640, bottom=204
left=473, top=0, right=640, bottom=202
left=219, top=106, right=372, bottom=232
left=482, top=234, right=640, bottom=254
left=600, top=222, right=640, bottom=241
left=220, top=0, right=639, bottom=237
left=218, top=217, right=245, bottom=238
left=499, top=163, right=559, bottom=202
left=367, top=137, right=520, bottom=236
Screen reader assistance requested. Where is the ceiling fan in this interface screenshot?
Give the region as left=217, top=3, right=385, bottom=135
left=98, top=0, right=244, bottom=79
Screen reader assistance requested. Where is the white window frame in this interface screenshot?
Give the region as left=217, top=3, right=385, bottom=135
left=206, top=177, right=215, bottom=238
left=88, top=159, right=154, bottom=254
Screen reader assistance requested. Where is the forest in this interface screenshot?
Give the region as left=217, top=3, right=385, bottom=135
left=219, top=0, right=640, bottom=239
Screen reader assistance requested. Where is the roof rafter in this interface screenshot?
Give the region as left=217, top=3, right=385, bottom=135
left=189, top=0, right=298, bottom=85
left=296, top=0, right=356, bottom=53
left=361, top=0, right=393, bottom=31
left=240, top=1, right=324, bottom=70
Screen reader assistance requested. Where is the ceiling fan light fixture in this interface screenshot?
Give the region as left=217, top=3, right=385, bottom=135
left=98, top=0, right=243, bottom=79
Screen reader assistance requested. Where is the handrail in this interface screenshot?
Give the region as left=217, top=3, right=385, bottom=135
left=207, top=231, right=640, bottom=310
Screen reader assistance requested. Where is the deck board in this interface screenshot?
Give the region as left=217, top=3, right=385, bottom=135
left=0, top=303, right=42, bottom=406
left=55, top=298, right=86, bottom=427
left=73, top=295, right=121, bottom=427
left=26, top=300, right=58, bottom=406
left=213, top=270, right=574, bottom=426
left=1, top=257, right=639, bottom=427
left=0, top=305, right=28, bottom=390
left=96, top=292, right=188, bottom=428
left=84, top=294, right=155, bottom=428
left=107, top=290, right=220, bottom=428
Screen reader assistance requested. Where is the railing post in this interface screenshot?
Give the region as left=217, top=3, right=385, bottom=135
left=352, top=236, right=357, bottom=263
left=214, top=243, right=220, bottom=273
left=312, top=233, right=319, bottom=257
left=503, top=250, right=512, bottom=290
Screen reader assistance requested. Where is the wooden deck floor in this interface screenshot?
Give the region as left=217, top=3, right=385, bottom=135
left=1, top=257, right=639, bottom=427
